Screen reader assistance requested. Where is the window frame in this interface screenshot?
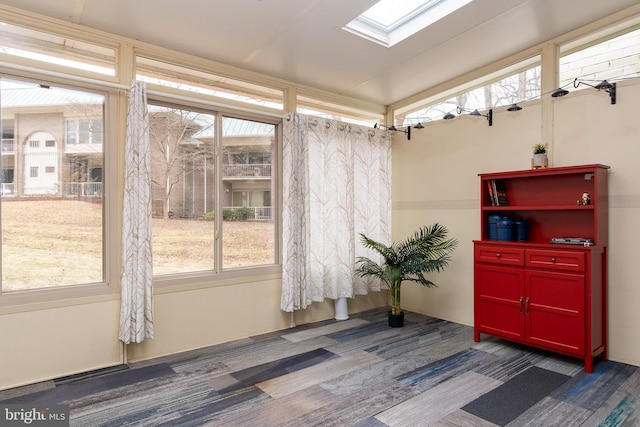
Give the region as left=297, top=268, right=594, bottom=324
left=0, top=72, right=119, bottom=307
left=559, top=24, right=640, bottom=92
left=147, top=96, right=282, bottom=289
left=66, top=117, right=104, bottom=145
left=395, top=55, right=541, bottom=125
left=136, top=55, right=286, bottom=113
left=344, top=0, right=474, bottom=48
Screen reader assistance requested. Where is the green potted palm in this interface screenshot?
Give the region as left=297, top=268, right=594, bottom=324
left=354, top=223, right=458, bottom=327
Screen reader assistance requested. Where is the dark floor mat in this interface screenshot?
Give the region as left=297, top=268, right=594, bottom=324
left=462, top=366, right=571, bottom=426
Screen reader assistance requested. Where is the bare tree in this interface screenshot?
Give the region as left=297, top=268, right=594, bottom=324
left=148, top=107, right=214, bottom=219
left=400, top=67, right=541, bottom=125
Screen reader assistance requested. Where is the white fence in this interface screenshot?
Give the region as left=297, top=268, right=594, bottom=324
left=223, top=164, right=271, bottom=178
left=0, top=182, right=102, bottom=197
left=66, top=182, right=103, bottom=196
left=2, top=139, right=14, bottom=153
left=1, top=183, right=14, bottom=195
left=223, top=206, right=272, bottom=220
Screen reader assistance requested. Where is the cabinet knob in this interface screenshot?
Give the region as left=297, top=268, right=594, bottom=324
left=496, top=253, right=501, bottom=258
left=551, top=257, right=556, bottom=263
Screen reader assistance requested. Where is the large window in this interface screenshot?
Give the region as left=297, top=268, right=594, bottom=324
left=221, top=116, right=276, bottom=269
left=149, top=105, right=277, bottom=276
left=149, top=105, right=215, bottom=275
left=0, top=78, right=105, bottom=291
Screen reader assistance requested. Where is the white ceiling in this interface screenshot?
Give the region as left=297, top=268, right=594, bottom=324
left=1, top=0, right=638, bottom=106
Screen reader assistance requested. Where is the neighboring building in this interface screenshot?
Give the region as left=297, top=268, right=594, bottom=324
left=1, top=85, right=103, bottom=198
left=1, top=86, right=274, bottom=221
left=220, top=118, right=274, bottom=221
left=146, top=109, right=274, bottom=220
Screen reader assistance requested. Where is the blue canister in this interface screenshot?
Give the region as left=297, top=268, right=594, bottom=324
left=514, top=217, right=528, bottom=242
left=488, top=214, right=501, bottom=240
left=497, top=217, right=514, bottom=241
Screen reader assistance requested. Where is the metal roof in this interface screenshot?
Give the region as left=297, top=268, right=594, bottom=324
left=1, top=86, right=104, bottom=107
left=222, top=117, right=274, bottom=137
left=1, top=85, right=275, bottom=138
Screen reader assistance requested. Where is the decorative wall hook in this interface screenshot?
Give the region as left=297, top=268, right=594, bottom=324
left=374, top=122, right=423, bottom=140
left=552, top=78, right=617, bottom=104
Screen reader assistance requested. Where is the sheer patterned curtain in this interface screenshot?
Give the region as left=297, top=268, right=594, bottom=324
left=281, top=113, right=392, bottom=312
left=119, top=80, right=154, bottom=343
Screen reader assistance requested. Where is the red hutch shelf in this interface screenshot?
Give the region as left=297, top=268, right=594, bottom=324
left=473, top=164, right=609, bottom=373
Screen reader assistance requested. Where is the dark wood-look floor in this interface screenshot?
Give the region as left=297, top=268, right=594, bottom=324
left=2, top=308, right=639, bottom=426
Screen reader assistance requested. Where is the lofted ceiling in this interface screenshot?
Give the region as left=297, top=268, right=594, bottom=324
left=1, top=0, right=638, bottom=107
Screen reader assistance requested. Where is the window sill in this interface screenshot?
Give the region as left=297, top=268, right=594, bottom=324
left=0, top=283, right=119, bottom=314
left=153, top=264, right=282, bottom=294
left=0, top=266, right=282, bottom=314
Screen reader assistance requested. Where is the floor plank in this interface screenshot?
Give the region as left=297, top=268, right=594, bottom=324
left=1, top=308, right=638, bottom=427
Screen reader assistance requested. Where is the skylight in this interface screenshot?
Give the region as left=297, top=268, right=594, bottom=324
left=344, top=0, right=473, bottom=47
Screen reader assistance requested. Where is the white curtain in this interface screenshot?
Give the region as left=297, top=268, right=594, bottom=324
left=281, top=113, right=392, bottom=312
left=119, top=80, right=154, bottom=344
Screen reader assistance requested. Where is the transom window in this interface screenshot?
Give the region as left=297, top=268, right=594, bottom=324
left=398, top=57, right=540, bottom=124
left=560, top=27, right=640, bottom=92
left=0, top=22, right=116, bottom=76
left=296, top=92, right=384, bottom=126
left=136, top=56, right=284, bottom=110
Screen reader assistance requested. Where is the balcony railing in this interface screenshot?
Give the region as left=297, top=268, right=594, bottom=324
left=1, top=183, right=15, bottom=195
left=65, top=182, right=103, bottom=196
left=2, top=139, right=15, bottom=153
left=0, top=182, right=102, bottom=197
left=223, top=164, right=271, bottom=179
left=223, top=206, right=272, bottom=220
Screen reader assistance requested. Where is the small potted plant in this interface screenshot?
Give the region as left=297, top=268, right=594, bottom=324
left=532, top=143, right=548, bottom=168
left=354, top=223, right=458, bottom=327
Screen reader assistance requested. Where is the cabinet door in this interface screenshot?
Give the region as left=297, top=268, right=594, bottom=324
left=525, top=269, right=585, bottom=355
left=475, top=263, right=525, bottom=341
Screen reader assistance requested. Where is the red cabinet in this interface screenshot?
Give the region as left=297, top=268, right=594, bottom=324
left=474, top=165, right=608, bottom=373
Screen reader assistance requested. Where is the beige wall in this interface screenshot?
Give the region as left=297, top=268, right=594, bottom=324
left=391, top=79, right=640, bottom=367
left=127, top=276, right=386, bottom=363
left=0, top=298, right=122, bottom=389
left=0, top=277, right=387, bottom=390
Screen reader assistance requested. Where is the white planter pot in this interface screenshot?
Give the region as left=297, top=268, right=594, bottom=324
left=533, top=153, right=547, bottom=167
left=334, top=297, right=349, bottom=320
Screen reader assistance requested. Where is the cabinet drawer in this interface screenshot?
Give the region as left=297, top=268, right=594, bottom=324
left=475, top=245, right=524, bottom=266
left=525, top=249, right=585, bottom=272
